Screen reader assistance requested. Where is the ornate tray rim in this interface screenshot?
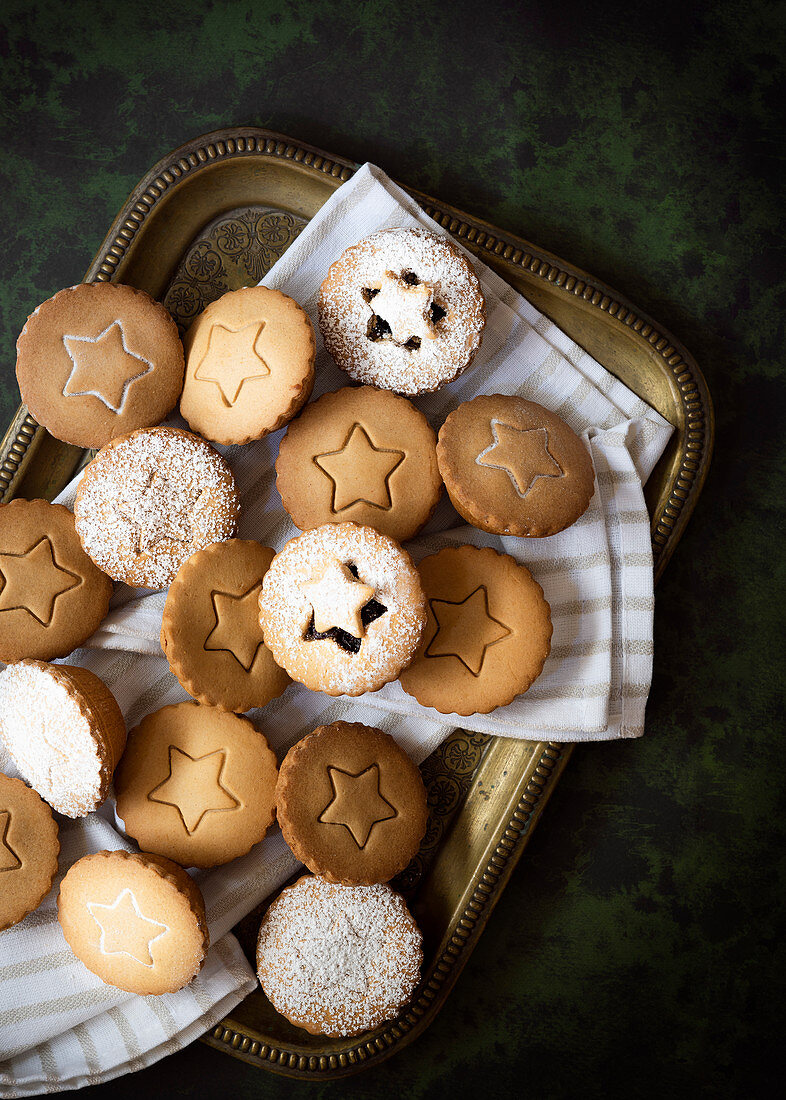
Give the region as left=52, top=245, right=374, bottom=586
left=0, top=126, right=713, bottom=1080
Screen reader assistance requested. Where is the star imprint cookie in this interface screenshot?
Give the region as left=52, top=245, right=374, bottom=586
left=0, top=772, right=60, bottom=932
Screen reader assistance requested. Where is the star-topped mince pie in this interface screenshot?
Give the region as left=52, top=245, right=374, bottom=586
left=318, top=227, right=485, bottom=395
left=258, top=522, right=427, bottom=696
left=15, top=283, right=184, bottom=449
left=73, top=427, right=239, bottom=589
left=276, top=385, right=442, bottom=541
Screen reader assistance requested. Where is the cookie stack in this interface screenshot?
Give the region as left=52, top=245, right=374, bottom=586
left=1, top=224, right=596, bottom=1034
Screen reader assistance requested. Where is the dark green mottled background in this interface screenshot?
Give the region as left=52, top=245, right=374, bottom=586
left=1, top=0, right=783, bottom=1096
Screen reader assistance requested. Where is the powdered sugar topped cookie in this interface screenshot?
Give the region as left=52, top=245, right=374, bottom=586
left=256, top=875, right=422, bottom=1036
left=0, top=660, right=126, bottom=817
left=258, top=522, right=427, bottom=696
left=318, top=228, right=486, bottom=394
left=73, top=426, right=239, bottom=588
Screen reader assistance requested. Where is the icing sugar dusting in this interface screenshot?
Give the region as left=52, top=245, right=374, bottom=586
left=319, top=228, right=485, bottom=394
left=257, top=878, right=422, bottom=1036
left=0, top=663, right=102, bottom=817
left=74, top=428, right=238, bottom=588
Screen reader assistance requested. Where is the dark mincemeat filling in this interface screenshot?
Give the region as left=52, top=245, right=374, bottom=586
left=362, top=278, right=447, bottom=350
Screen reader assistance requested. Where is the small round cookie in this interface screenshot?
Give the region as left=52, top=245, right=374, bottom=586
left=276, top=722, right=428, bottom=885
left=256, top=876, right=422, bottom=1036
left=276, top=386, right=442, bottom=541
left=0, top=660, right=126, bottom=817
left=16, top=282, right=184, bottom=449
left=58, top=849, right=209, bottom=995
left=115, top=702, right=278, bottom=869
left=0, top=498, right=113, bottom=663
left=437, top=395, right=595, bottom=537
left=399, top=545, right=552, bottom=716
left=73, top=427, right=239, bottom=589
left=0, top=773, right=60, bottom=932
left=161, top=540, right=290, bottom=713
left=180, top=286, right=315, bottom=445
left=319, top=227, right=486, bottom=395
left=258, top=523, right=427, bottom=697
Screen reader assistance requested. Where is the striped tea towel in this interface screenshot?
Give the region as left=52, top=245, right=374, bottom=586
left=0, top=162, right=673, bottom=1095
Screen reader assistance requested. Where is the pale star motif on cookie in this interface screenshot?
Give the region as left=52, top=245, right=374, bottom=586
left=426, top=585, right=511, bottom=676
left=117, top=472, right=201, bottom=555
left=314, top=424, right=405, bottom=512
left=193, top=321, right=270, bottom=406
left=301, top=560, right=375, bottom=637
left=476, top=420, right=563, bottom=497
left=0, top=536, right=81, bottom=625
left=62, top=321, right=154, bottom=413
left=318, top=764, right=397, bottom=848
left=203, top=584, right=264, bottom=671
left=366, top=271, right=439, bottom=345
left=148, top=746, right=240, bottom=835
left=0, top=811, right=22, bottom=873
left=87, top=888, right=168, bottom=967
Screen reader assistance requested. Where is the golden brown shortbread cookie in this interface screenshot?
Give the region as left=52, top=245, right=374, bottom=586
left=319, top=228, right=485, bottom=394
left=437, top=395, right=595, bottom=537
left=73, top=427, right=239, bottom=589
left=0, top=772, right=60, bottom=932
left=58, top=849, right=209, bottom=995
left=161, top=539, right=290, bottom=713
left=258, top=523, right=427, bottom=697
left=398, top=545, right=552, bottom=715
left=180, top=286, right=315, bottom=444
left=0, top=660, right=126, bottom=817
left=16, top=282, right=184, bottom=449
left=256, top=875, right=422, bottom=1036
left=276, top=722, right=428, bottom=885
left=115, top=702, right=278, bottom=869
left=276, top=385, right=442, bottom=541
left=0, top=498, right=112, bottom=663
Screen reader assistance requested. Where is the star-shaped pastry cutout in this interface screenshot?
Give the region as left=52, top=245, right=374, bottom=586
left=62, top=321, right=154, bottom=412
left=476, top=420, right=564, bottom=497
left=148, top=746, right=240, bottom=835
left=314, top=424, right=405, bottom=513
left=426, top=585, right=511, bottom=676
left=117, top=472, right=201, bottom=555
left=365, top=271, right=438, bottom=345
left=0, top=811, right=22, bottom=873
left=301, top=560, right=375, bottom=638
left=193, top=321, right=270, bottom=406
left=318, top=764, right=397, bottom=848
left=87, top=888, right=168, bottom=967
left=0, top=537, right=81, bottom=626
left=203, top=583, right=264, bottom=671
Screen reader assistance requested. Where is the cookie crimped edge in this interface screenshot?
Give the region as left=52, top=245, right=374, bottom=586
left=400, top=544, right=553, bottom=716
left=318, top=228, right=486, bottom=396
left=0, top=774, right=60, bottom=932
left=115, top=701, right=279, bottom=868
left=160, top=539, right=291, bottom=713
left=73, top=426, right=240, bottom=588
left=275, top=721, right=428, bottom=886
left=57, top=848, right=210, bottom=991
left=275, top=384, right=444, bottom=541
left=180, top=287, right=316, bottom=446
left=436, top=395, right=596, bottom=538
left=15, top=283, right=185, bottom=450
left=9, top=659, right=126, bottom=816
left=0, top=498, right=114, bottom=663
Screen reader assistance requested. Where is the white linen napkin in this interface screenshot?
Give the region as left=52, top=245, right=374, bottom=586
left=0, top=162, right=673, bottom=1095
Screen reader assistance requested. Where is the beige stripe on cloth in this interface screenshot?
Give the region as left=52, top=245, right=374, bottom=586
left=0, top=163, right=672, bottom=1095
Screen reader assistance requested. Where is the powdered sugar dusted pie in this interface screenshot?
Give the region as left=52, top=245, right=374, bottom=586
left=256, top=875, right=422, bottom=1036
left=318, top=228, right=486, bottom=394
left=73, top=426, right=239, bottom=588
left=258, top=522, right=426, bottom=696
left=0, top=660, right=126, bottom=817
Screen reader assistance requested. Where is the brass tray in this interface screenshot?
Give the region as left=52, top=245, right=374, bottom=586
left=0, top=128, right=713, bottom=1080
